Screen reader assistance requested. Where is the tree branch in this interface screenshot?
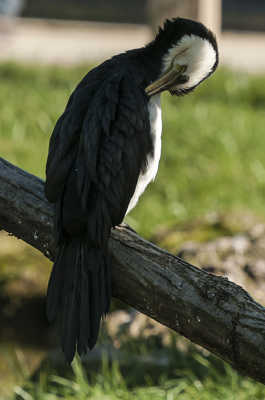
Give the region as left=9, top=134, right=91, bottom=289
left=0, top=156, right=265, bottom=384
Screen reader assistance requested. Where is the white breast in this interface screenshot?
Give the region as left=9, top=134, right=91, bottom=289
left=126, top=94, right=162, bottom=214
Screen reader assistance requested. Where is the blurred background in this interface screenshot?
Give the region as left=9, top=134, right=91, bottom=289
left=1, top=0, right=265, bottom=398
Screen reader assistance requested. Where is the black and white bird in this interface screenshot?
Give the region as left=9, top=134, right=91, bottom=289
left=45, top=17, right=218, bottom=362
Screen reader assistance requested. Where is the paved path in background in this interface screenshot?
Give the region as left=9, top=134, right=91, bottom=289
left=0, top=18, right=265, bottom=73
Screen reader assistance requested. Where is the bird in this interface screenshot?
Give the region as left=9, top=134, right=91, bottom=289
left=45, top=17, right=218, bottom=363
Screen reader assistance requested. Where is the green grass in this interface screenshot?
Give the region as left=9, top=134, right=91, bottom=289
left=1, top=62, right=265, bottom=398
left=0, top=62, right=87, bottom=178
left=13, top=344, right=265, bottom=400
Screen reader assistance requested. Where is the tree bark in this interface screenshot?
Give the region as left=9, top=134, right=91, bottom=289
left=0, top=156, right=265, bottom=385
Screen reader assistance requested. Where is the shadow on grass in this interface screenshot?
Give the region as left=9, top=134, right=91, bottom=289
left=13, top=332, right=265, bottom=400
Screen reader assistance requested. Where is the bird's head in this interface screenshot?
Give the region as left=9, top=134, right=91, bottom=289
left=145, top=18, right=218, bottom=97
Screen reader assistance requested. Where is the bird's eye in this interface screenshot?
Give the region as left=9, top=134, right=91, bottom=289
left=178, top=75, right=189, bottom=84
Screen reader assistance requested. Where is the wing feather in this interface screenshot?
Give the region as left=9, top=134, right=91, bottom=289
left=45, top=63, right=152, bottom=242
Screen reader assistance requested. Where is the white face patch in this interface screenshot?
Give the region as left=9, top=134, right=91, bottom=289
left=162, top=34, right=217, bottom=90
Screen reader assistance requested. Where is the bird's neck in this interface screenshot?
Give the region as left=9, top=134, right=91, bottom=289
left=126, top=46, right=164, bottom=88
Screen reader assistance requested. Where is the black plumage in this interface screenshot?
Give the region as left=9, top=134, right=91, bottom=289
left=46, top=55, right=155, bottom=362
left=45, top=17, right=218, bottom=362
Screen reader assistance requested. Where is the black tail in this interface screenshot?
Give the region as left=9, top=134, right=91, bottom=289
left=46, top=238, right=111, bottom=363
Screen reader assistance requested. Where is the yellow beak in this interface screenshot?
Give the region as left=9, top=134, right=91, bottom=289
left=145, top=65, right=186, bottom=96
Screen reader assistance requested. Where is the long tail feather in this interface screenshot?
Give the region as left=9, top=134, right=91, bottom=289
left=46, top=239, right=111, bottom=362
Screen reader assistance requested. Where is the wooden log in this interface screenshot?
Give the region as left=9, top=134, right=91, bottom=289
left=1, top=156, right=265, bottom=384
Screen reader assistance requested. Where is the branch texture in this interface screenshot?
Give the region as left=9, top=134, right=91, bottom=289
left=0, top=157, right=265, bottom=384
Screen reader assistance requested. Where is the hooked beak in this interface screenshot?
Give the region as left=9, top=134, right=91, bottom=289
left=145, top=65, right=187, bottom=96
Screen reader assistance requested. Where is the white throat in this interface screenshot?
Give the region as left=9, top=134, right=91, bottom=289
left=162, top=34, right=217, bottom=90
left=126, top=94, right=162, bottom=214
